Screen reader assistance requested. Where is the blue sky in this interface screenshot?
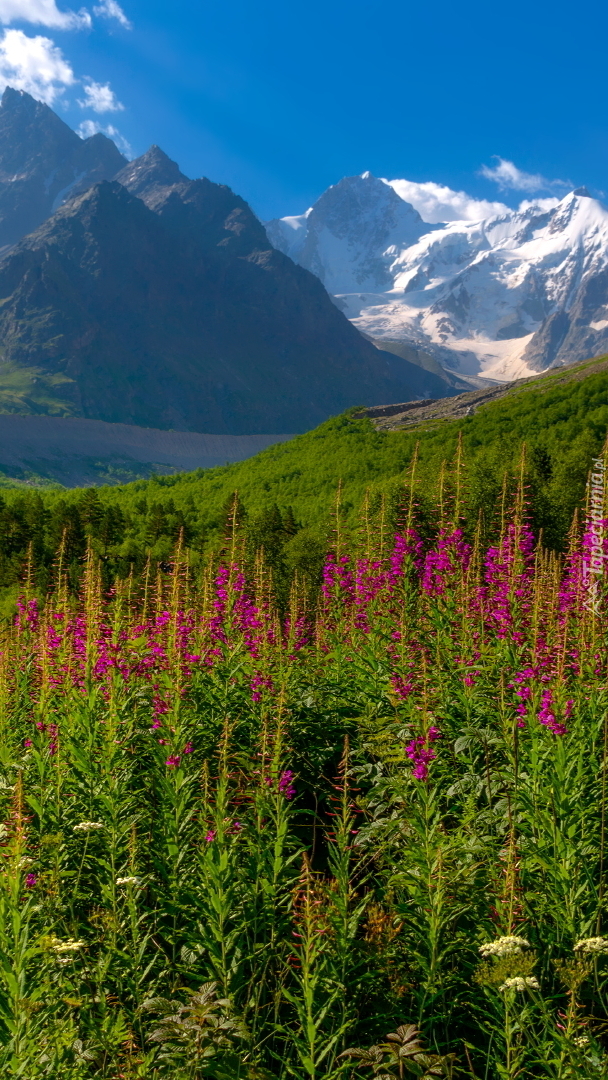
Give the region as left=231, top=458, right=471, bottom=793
left=1, top=0, right=607, bottom=221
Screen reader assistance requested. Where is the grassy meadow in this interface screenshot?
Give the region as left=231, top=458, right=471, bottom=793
left=0, top=431, right=605, bottom=1078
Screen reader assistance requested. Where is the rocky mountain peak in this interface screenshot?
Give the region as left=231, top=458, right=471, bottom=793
left=0, top=86, right=78, bottom=179
left=266, top=170, right=430, bottom=294
left=0, top=86, right=126, bottom=250
left=2, top=86, right=43, bottom=113
left=114, top=145, right=187, bottom=197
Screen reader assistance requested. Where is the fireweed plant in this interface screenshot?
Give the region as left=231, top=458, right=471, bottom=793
left=0, top=453, right=605, bottom=1079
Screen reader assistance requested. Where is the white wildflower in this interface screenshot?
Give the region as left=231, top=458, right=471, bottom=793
left=498, top=976, right=539, bottom=992
left=73, top=822, right=104, bottom=833
left=18, top=857, right=34, bottom=868
left=574, top=1035, right=589, bottom=1047
left=574, top=936, right=608, bottom=954
left=116, top=876, right=141, bottom=886
left=51, top=939, right=85, bottom=953
left=479, top=936, right=530, bottom=958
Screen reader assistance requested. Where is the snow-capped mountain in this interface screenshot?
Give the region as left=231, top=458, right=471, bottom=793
left=266, top=175, right=608, bottom=382
left=267, top=173, right=436, bottom=294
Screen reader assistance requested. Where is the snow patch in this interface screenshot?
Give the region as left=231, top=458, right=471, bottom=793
left=51, top=170, right=86, bottom=212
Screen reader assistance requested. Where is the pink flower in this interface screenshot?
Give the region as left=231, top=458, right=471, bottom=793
left=278, top=770, right=296, bottom=799
left=165, top=754, right=181, bottom=768
left=251, top=672, right=274, bottom=703
left=405, top=729, right=441, bottom=781
left=391, top=674, right=413, bottom=699
left=205, top=829, right=216, bottom=843
left=389, top=529, right=424, bottom=581
left=422, top=529, right=470, bottom=596
left=538, top=688, right=568, bottom=736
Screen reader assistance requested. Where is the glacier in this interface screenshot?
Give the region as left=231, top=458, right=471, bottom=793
left=266, top=174, right=608, bottom=383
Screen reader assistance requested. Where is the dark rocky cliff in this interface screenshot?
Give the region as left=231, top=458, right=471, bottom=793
left=0, top=87, right=126, bottom=251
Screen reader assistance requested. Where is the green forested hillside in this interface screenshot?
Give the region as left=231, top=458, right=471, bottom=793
left=0, top=359, right=606, bottom=606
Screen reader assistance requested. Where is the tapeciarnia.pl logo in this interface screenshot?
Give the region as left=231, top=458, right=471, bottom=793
left=583, top=456, right=606, bottom=615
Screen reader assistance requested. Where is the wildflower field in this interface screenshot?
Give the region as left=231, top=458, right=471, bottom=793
left=0, top=450, right=607, bottom=1080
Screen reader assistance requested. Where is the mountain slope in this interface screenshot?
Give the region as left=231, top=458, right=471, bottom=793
left=0, top=87, right=126, bottom=251
left=93, top=353, right=605, bottom=538
left=0, top=171, right=454, bottom=434
left=268, top=175, right=608, bottom=382
left=5, top=356, right=605, bottom=567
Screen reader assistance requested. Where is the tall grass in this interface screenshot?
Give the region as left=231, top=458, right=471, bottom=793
left=0, top=453, right=606, bottom=1078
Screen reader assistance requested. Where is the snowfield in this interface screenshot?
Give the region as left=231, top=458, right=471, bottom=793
left=266, top=175, right=608, bottom=382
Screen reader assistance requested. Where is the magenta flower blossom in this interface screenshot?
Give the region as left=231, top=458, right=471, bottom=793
left=422, top=529, right=470, bottom=597
left=209, top=565, right=229, bottom=644
left=251, top=672, right=274, bottom=702
left=165, top=754, right=181, bottom=768
left=480, top=522, right=535, bottom=635
left=406, top=728, right=441, bottom=781
left=16, top=597, right=39, bottom=632
left=389, top=529, right=424, bottom=581
left=538, top=688, right=568, bottom=736
left=25, top=873, right=37, bottom=888
left=205, top=829, right=216, bottom=843
left=284, top=613, right=311, bottom=653
left=391, top=674, right=413, bottom=699
left=278, top=770, right=296, bottom=800
left=322, top=555, right=354, bottom=602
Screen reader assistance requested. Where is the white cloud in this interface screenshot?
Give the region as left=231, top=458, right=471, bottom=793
left=0, top=0, right=90, bottom=30
left=77, top=118, right=132, bottom=157
left=517, top=197, right=561, bottom=213
left=385, top=177, right=511, bottom=223
left=93, top=0, right=131, bottom=28
left=479, top=156, right=570, bottom=194
left=0, top=28, right=74, bottom=104
left=78, top=78, right=123, bottom=112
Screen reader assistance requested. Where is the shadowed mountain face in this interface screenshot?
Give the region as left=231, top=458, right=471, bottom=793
left=0, top=147, right=454, bottom=433
left=0, top=87, right=126, bottom=251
